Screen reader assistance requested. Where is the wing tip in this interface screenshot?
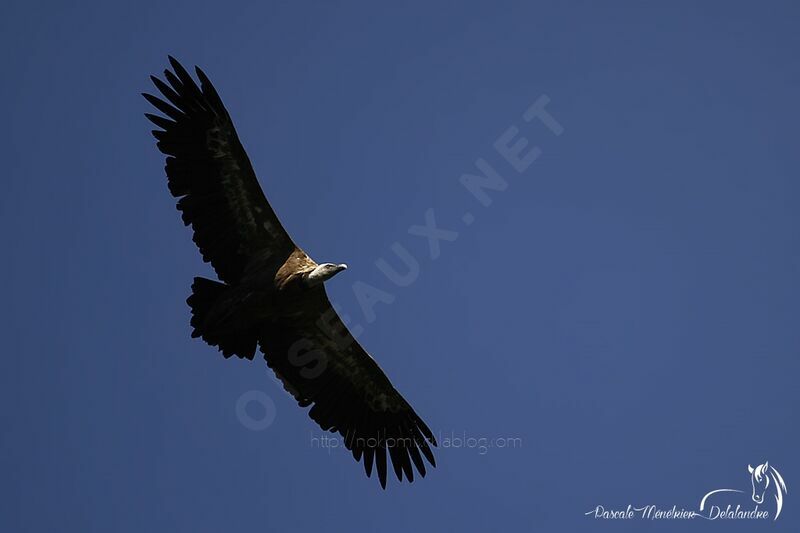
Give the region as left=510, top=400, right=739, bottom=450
left=167, top=54, right=181, bottom=70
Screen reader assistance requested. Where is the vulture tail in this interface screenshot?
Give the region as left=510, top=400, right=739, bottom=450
left=187, top=277, right=257, bottom=360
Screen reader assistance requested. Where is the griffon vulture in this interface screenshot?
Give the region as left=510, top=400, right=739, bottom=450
left=144, top=57, right=436, bottom=488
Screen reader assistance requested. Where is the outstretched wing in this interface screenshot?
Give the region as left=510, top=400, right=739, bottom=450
left=260, top=289, right=437, bottom=488
left=144, top=57, right=295, bottom=283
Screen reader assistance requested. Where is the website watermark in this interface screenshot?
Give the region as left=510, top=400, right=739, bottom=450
left=235, top=94, right=564, bottom=433
left=311, top=430, right=522, bottom=456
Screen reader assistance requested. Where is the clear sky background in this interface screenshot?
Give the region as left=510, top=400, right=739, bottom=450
left=2, top=1, right=799, bottom=531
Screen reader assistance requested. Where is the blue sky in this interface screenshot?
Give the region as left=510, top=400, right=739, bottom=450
left=2, top=1, right=799, bottom=531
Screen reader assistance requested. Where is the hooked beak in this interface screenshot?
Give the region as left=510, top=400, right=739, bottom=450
left=337, top=263, right=348, bottom=272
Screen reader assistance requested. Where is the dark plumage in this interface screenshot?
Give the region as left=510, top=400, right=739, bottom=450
left=144, top=57, right=436, bottom=488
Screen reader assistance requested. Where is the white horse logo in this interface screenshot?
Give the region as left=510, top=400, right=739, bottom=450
left=749, top=462, right=787, bottom=517
left=699, top=461, right=788, bottom=520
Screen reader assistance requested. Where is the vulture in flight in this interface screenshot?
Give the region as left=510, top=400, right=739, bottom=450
left=143, top=57, right=436, bottom=488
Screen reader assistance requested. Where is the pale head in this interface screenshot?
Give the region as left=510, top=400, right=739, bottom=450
left=306, top=263, right=348, bottom=286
